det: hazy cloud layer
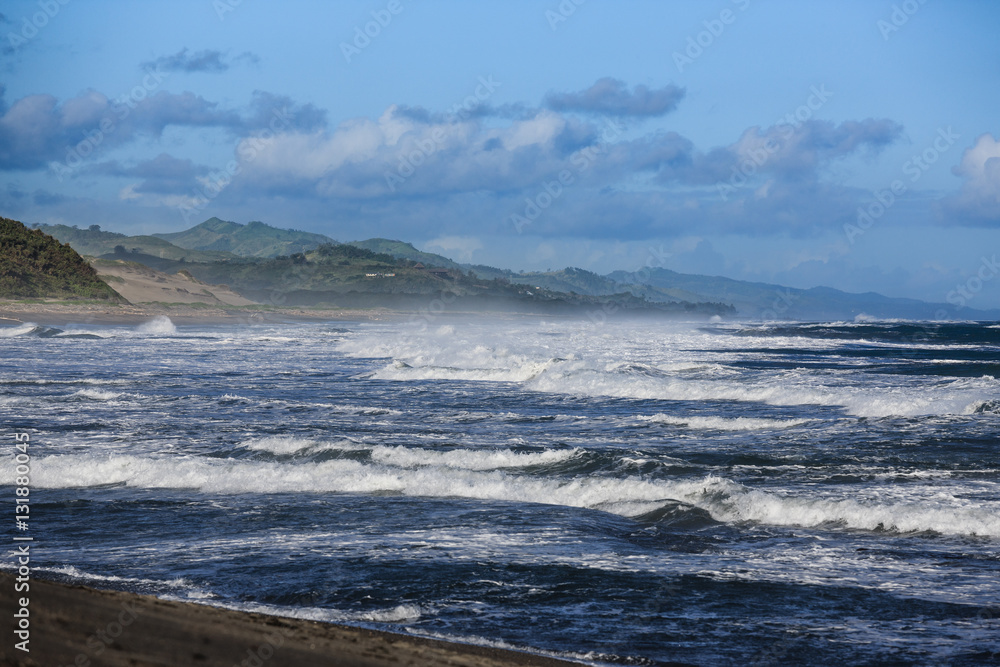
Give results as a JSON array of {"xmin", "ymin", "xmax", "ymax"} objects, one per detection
[
  {"xmin": 219, "ymin": 100, "xmax": 901, "ymax": 238},
  {"xmin": 90, "ymin": 154, "xmax": 210, "ymax": 195},
  {"xmin": 0, "ymin": 75, "xmax": 981, "ymax": 243},
  {"xmin": 0, "ymin": 86, "xmax": 323, "ymax": 171},
  {"xmin": 141, "ymin": 48, "xmax": 260, "ymax": 74},
  {"xmin": 545, "ymin": 78, "xmax": 685, "ymax": 117}
]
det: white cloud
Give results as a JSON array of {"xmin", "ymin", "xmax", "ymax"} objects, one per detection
[
  {"xmin": 940, "ymin": 133, "xmax": 1000, "ymax": 224},
  {"xmin": 500, "ymin": 111, "xmax": 565, "ymax": 150}
]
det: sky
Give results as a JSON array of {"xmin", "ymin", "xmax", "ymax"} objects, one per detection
[{"xmin": 2, "ymin": 0, "xmax": 999, "ymax": 309}]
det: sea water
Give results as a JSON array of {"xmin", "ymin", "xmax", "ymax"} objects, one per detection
[{"xmin": 2, "ymin": 317, "xmax": 999, "ymax": 665}]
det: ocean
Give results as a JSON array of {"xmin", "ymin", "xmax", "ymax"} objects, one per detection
[{"xmin": 2, "ymin": 316, "xmax": 999, "ymax": 665}]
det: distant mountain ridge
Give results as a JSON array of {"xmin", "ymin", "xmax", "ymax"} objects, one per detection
[
  {"xmin": 34, "ymin": 223, "xmax": 237, "ymax": 263},
  {"xmin": 32, "ymin": 217, "xmax": 1000, "ymax": 321},
  {"xmin": 606, "ymin": 267, "xmax": 969, "ymax": 321},
  {"xmin": 154, "ymin": 218, "xmax": 336, "ymax": 258}
]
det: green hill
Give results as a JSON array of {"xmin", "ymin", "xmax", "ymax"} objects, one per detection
[
  {"xmin": 503, "ymin": 267, "xmax": 707, "ymax": 306},
  {"xmin": 155, "ymin": 218, "xmax": 336, "ymax": 258},
  {"xmin": 347, "ymin": 239, "xmax": 464, "ymax": 270},
  {"xmin": 507, "ymin": 266, "xmax": 642, "ymax": 297},
  {"xmin": 35, "ymin": 224, "xmax": 237, "ymax": 263},
  {"xmin": 0, "ymin": 217, "xmax": 124, "ymax": 301}
]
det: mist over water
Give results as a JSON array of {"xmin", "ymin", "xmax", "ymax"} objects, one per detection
[{"xmin": 2, "ymin": 317, "xmax": 999, "ymax": 664}]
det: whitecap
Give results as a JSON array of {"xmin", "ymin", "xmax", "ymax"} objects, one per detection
[
  {"xmin": 639, "ymin": 414, "xmax": 812, "ymax": 430},
  {"xmin": 16, "ymin": 453, "xmax": 1000, "ymax": 537},
  {"xmin": 69, "ymin": 388, "xmax": 121, "ymax": 401},
  {"xmin": 137, "ymin": 316, "xmax": 177, "ymax": 334}
]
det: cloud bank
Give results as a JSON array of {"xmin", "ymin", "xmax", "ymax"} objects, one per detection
[
  {"xmin": 545, "ymin": 78, "xmax": 685, "ymax": 118},
  {"xmin": 0, "ymin": 75, "xmax": 979, "ymax": 244}
]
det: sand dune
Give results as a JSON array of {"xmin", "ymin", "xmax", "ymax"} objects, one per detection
[{"xmin": 91, "ymin": 259, "xmax": 258, "ymax": 307}]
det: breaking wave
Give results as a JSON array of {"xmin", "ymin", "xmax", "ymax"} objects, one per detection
[
  {"xmin": 333, "ymin": 323, "xmax": 1000, "ymax": 418},
  {"xmin": 10, "ymin": 452, "xmax": 999, "ymax": 537},
  {"xmin": 638, "ymin": 414, "xmax": 812, "ymax": 430},
  {"xmin": 137, "ymin": 316, "xmax": 177, "ymax": 335}
]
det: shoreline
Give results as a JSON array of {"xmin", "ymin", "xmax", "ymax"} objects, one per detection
[
  {"xmin": 0, "ymin": 300, "xmax": 402, "ymax": 326},
  {"xmin": 0, "ymin": 573, "xmax": 587, "ymax": 667},
  {"xmin": 0, "ymin": 299, "xmax": 699, "ymax": 328}
]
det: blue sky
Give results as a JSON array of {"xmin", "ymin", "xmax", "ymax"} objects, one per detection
[{"xmin": 2, "ymin": 0, "xmax": 999, "ymax": 308}]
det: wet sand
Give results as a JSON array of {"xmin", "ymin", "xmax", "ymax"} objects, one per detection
[{"xmin": 0, "ymin": 573, "xmax": 584, "ymax": 667}]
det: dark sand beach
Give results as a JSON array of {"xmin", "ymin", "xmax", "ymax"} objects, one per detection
[{"xmin": 0, "ymin": 573, "xmax": 585, "ymax": 667}]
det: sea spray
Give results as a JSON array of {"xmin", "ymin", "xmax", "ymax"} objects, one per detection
[{"xmin": 137, "ymin": 316, "xmax": 177, "ymax": 334}]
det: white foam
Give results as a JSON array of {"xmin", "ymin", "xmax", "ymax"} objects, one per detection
[
  {"xmin": 369, "ymin": 445, "xmax": 581, "ymax": 470},
  {"xmin": 30, "ymin": 564, "xmax": 198, "ymax": 592},
  {"xmin": 337, "ymin": 322, "xmax": 1000, "ymax": 417},
  {"xmin": 0, "ymin": 323, "xmax": 38, "ymax": 338},
  {"xmin": 639, "ymin": 414, "xmax": 811, "ymax": 430},
  {"xmin": 356, "ymin": 604, "xmax": 424, "ymax": 623},
  {"xmin": 0, "ymin": 377, "xmax": 127, "ymax": 386},
  {"xmin": 706, "ymin": 485, "xmax": 1000, "ymax": 537},
  {"xmin": 965, "ymin": 399, "xmax": 1000, "ymax": 415},
  {"xmin": 13, "ymin": 453, "xmax": 1000, "ymax": 537},
  {"xmin": 242, "ymin": 436, "xmax": 361, "ymax": 455},
  {"xmin": 406, "ymin": 629, "xmax": 597, "ymax": 665},
  {"xmin": 137, "ymin": 316, "xmax": 177, "ymax": 334},
  {"xmin": 373, "ymin": 358, "xmax": 558, "ymax": 384},
  {"xmin": 324, "ymin": 404, "xmax": 403, "ymax": 416},
  {"xmin": 244, "ymin": 437, "xmax": 580, "ymax": 470},
  {"xmin": 547, "ymin": 362, "xmax": 1000, "ymax": 418},
  {"xmin": 210, "ymin": 598, "xmax": 426, "ymax": 626},
  {"xmin": 69, "ymin": 388, "xmax": 121, "ymax": 401}
]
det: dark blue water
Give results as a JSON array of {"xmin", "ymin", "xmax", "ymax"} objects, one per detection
[{"xmin": 2, "ymin": 317, "xmax": 999, "ymax": 665}]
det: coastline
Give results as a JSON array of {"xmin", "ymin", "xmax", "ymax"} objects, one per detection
[
  {"xmin": 0, "ymin": 573, "xmax": 587, "ymax": 667},
  {"xmin": 0, "ymin": 300, "xmax": 400, "ymax": 327},
  {"xmin": 0, "ymin": 299, "xmax": 657, "ymax": 328}
]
